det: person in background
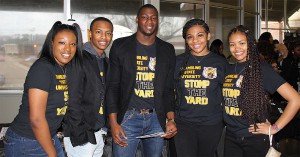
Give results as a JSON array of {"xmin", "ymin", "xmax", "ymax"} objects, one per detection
[
  {"xmin": 223, "ymin": 25, "xmax": 300, "ymax": 157},
  {"xmin": 257, "ymin": 40, "xmax": 277, "ymax": 63},
  {"xmin": 258, "ymin": 31, "xmax": 273, "ymax": 44},
  {"xmin": 273, "ymin": 39, "xmax": 279, "ymax": 45},
  {"xmin": 4, "ymin": 21, "xmax": 82, "ymax": 157},
  {"xmin": 277, "ymin": 43, "xmax": 299, "ymax": 91},
  {"xmin": 210, "ymin": 39, "xmax": 226, "ymax": 58},
  {"xmin": 63, "ymin": 17, "xmax": 113, "ymax": 157},
  {"xmin": 106, "ymin": 4, "xmax": 177, "ymax": 157},
  {"xmin": 173, "ymin": 19, "xmax": 228, "ymax": 157}
]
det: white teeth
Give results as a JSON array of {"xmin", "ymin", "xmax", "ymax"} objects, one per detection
[
  {"xmin": 193, "ymin": 45, "xmax": 201, "ymax": 48},
  {"xmin": 62, "ymin": 54, "xmax": 70, "ymax": 57},
  {"xmin": 99, "ymin": 42, "xmax": 107, "ymax": 45}
]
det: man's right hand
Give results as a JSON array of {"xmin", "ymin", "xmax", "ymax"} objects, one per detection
[
  {"xmin": 109, "ymin": 113, "xmax": 128, "ymax": 147},
  {"xmin": 111, "ymin": 123, "xmax": 128, "ymax": 147}
]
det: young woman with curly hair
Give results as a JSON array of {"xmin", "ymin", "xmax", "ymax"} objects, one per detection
[{"xmin": 223, "ymin": 25, "xmax": 300, "ymax": 157}]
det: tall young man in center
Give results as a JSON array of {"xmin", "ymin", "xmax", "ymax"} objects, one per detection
[
  {"xmin": 106, "ymin": 4, "xmax": 177, "ymax": 157},
  {"xmin": 63, "ymin": 17, "xmax": 113, "ymax": 157}
]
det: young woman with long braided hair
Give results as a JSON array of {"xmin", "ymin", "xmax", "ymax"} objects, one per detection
[
  {"xmin": 173, "ymin": 18, "xmax": 229, "ymax": 157},
  {"xmin": 223, "ymin": 25, "xmax": 300, "ymax": 157}
]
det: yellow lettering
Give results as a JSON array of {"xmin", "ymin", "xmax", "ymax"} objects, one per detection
[
  {"xmin": 223, "ymin": 83, "xmax": 234, "ymax": 87},
  {"xmin": 56, "ymin": 75, "xmax": 66, "ymax": 79},
  {"xmin": 184, "ymin": 80, "xmax": 210, "ymax": 88},
  {"xmin": 59, "ymin": 80, "xmax": 66, "ymax": 84},
  {"xmin": 57, "ymin": 106, "xmax": 68, "ymax": 115},
  {"xmin": 137, "ymin": 66, "xmax": 148, "ymax": 71},
  {"xmin": 225, "ymin": 106, "xmax": 242, "ymax": 116},
  {"xmin": 137, "ymin": 61, "xmax": 143, "ymax": 65},
  {"xmin": 64, "ymin": 91, "xmax": 68, "ymax": 102},
  {"xmin": 136, "ymin": 72, "xmax": 155, "ymax": 81},
  {"xmin": 135, "ymin": 89, "xmax": 154, "ymax": 98},
  {"xmin": 185, "ymin": 96, "xmax": 208, "ymax": 105},
  {"xmin": 99, "ymin": 106, "xmax": 103, "ymax": 114},
  {"xmin": 56, "ymin": 85, "xmax": 68, "ymax": 90},
  {"xmin": 222, "ymin": 88, "xmax": 240, "ymax": 98}
]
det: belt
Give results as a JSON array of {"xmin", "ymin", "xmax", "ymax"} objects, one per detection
[{"xmin": 128, "ymin": 108, "xmax": 154, "ymax": 114}]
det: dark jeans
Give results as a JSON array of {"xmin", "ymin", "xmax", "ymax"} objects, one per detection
[
  {"xmin": 224, "ymin": 132, "xmax": 269, "ymax": 157},
  {"xmin": 4, "ymin": 128, "xmax": 64, "ymax": 157},
  {"xmin": 174, "ymin": 120, "xmax": 224, "ymax": 157}
]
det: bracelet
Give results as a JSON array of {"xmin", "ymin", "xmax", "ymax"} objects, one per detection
[
  {"xmin": 272, "ymin": 124, "xmax": 280, "ymax": 132},
  {"xmin": 167, "ymin": 118, "xmax": 175, "ymax": 124}
]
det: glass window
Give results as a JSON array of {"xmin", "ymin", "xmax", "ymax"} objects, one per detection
[
  {"xmin": 0, "ymin": 1, "xmax": 64, "ymax": 90},
  {"xmin": 244, "ymin": 12, "xmax": 257, "ymax": 38},
  {"xmin": 71, "ymin": 0, "xmax": 141, "ymax": 53},
  {"xmin": 209, "ymin": 7, "xmax": 239, "ymax": 58},
  {"xmin": 244, "ymin": 0, "xmax": 256, "ymax": 12},
  {"xmin": 210, "ymin": 0, "xmax": 239, "ymax": 6},
  {"xmin": 0, "ymin": 0, "xmax": 142, "ymax": 90},
  {"xmin": 160, "ymin": 1, "xmax": 204, "ymax": 55}
]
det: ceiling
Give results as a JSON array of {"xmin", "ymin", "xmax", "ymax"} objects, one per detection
[
  {"xmin": 261, "ymin": 0, "xmax": 300, "ymax": 22},
  {"xmin": 0, "ymin": 0, "xmax": 299, "ymax": 22}
]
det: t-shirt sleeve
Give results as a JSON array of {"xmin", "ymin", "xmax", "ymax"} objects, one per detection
[
  {"xmin": 262, "ymin": 63, "xmax": 286, "ymax": 94},
  {"xmin": 26, "ymin": 61, "xmax": 52, "ymax": 92}
]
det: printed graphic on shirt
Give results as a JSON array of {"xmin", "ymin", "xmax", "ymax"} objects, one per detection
[
  {"xmin": 181, "ymin": 66, "xmax": 215, "ymax": 105},
  {"xmin": 135, "ymin": 55, "xmax": 155, "ymax": 98},
  {"xmin": 223, "ymin": 74, "xmax": 243, "ymax": 116},
  {"xmin": 55, "ymin": 74, "xmax": 68, "ymax": 115},
  {"xmin": 202, "ymin": 67, "xmax": 217, "ymax": 79}
]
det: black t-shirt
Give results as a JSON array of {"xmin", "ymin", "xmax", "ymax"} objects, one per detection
[
  {"xmin": 223, "ymin": 62, "xmax": 285, "ymax": 137},
  {"xmin": 174, "ymin": 52, "xmax": 228, "ymax": 125},
  {"xmin": 10, "ymin": 59, "xmax": 68, "ymax": 139},
  {"xmin": 128, "ymin": 41, "xmax": 156, "ymax": 110}
]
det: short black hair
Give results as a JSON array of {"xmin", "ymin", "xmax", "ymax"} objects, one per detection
[
  {"xmin": 90, "ymin": 17, "xmax": 113, "ymax": 31},
  {"xmin": 136, "ymin": 4, "xmax": 158, "ymax": 17}
]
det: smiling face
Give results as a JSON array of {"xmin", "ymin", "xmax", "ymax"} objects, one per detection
[
  {"xmin": 136, "ymin": 7, "xmax": 158, "ymax": 37},
  {"xmin": 229, "ymin": 31, "xmax": 248, "ymax": 63},
  {"xmin": 52, "ymin": 30, "xmax": 77, "ymax": 66},
  {"xmin": 186, "ymin": 25, "xmax": 210, "ymax": 56},
  {"xmin": 90, "ymin": 20, "xmax": 113, "ymax": 56}
]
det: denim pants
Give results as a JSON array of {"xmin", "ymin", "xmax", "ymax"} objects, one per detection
[
  {"xmin": 64, "ymin": 129, "xmax": 106, "ymax": 157},
  {"xmin": 4, "ymin": 128, "xmax": 64, "ymax": 157},
  {"xmin": 113, "ymin": 110, "xmax": 164, "ymax": 157}
]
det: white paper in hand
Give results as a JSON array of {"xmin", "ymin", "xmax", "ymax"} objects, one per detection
[{"xmin": 136, "ymin": 132, "xmax": 165, "ymax": 138}]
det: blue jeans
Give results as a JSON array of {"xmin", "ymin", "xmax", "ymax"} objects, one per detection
[
  {"xmin": 4, "ymin": 128, "xmax": 65, "ymax": 157},
  {"xmin": 113, "ymin": 110, "xmax": 164, "ymax": 157}
]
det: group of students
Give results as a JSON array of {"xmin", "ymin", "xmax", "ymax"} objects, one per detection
[{"xmin": 3, "ymin": 4, "xmax": 300, "ymax": 157}]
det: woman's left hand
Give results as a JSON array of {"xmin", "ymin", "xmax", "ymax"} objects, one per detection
[{"xmin": 248, "ymin": 119, "xmax": 273, "ymax": 135}]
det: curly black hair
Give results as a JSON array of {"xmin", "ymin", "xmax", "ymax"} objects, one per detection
[{"xmin": 228, "ymin": 25, "xmax": 270, "ymax": 125}]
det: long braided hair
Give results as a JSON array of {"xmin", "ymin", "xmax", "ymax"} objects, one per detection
[
  {"xmin": 175, "ymin": 19, "xmax": 210, "ymax": 114},
  {"xmin": 228, "ymin": 25, "xmax": 270, "ymax": 125}
]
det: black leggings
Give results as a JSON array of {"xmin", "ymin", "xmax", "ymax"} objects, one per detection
[{"xmin": 174, "ymin": 120, "xmax": 224, "ymax": 157}]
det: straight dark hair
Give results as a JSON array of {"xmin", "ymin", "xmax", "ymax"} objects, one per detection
[{"xmin": 39, "ymin": 21, "xmax": 82, "ymax": 65}]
